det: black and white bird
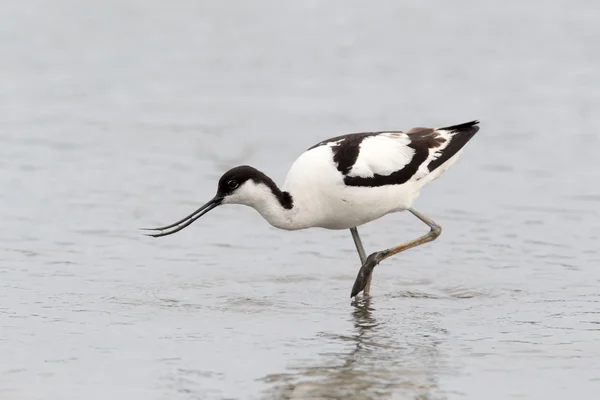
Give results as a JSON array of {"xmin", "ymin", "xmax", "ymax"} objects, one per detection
[{"xmin": 145, "ymin": 120, "xmax": 480, "ymax": 297}]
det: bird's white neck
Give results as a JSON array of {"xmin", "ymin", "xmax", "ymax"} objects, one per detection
[{"xmin": 222, "ymin": 180, "xmax": 306, "ymax": 230}]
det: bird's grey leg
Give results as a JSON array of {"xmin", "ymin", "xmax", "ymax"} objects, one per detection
[
  {"xmin": 349, "ymin": 227, "xmax": 373, "ymax": 295},
  {"xmin": 350, "ymin": 209, "xmax": 442, "ymax": 297}
]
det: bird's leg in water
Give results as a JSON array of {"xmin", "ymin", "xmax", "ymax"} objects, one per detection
[
  {"xmin": 349, "ymin": 227, "xmax": 372, "ymax": 295},
  {"xmin": 350, "ymin": 209, "xmax": 442, "ymax": 298}
]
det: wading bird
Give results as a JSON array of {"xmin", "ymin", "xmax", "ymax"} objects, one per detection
[{"xmin": 145, "ymin": 120, "xmax": 480, "ymax": 297}]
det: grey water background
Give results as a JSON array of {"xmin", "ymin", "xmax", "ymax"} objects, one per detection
[{"xmin": 1, "ymin": 1, "xmax": 599, "ymax": 399}]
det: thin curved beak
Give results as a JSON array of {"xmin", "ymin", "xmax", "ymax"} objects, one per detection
[{"xmin": 142, "ymin": 196, "xmax": 223, "ymax": 237}]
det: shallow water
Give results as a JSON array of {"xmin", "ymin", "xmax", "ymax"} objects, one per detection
[{"xmin": 1, "ymin": 1, "xmax": 600, "ymax": 399}]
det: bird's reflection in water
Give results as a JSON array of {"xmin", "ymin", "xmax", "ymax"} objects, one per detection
[{"xmin": 262, "ymin": 297, "xmax": 446, "ymax": 399}]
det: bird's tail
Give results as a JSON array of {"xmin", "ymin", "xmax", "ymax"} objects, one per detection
[{"xmin": 427, "ymin": 120, "xmax": 480, "ymax": 172}]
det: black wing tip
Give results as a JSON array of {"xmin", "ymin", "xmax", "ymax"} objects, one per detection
[
  {"xmin": 438, "ymin": 120, "xmax": 480, "ymax": 132},
  {"xmin": 426, "ymin": 120, "xmax": 480, "ymax": 173}
]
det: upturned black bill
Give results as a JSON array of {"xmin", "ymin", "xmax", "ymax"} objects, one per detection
[{"xmin": 142, "ymin": 196, "xmax": 222, "ymax": 237}]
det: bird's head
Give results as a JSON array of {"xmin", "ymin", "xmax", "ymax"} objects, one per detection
[{"xmin": 144, "ymin": 165, "xmax": 276, "ymax": 237}]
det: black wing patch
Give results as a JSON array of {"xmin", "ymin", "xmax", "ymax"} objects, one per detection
[
  {"xmin": 306, "ymin": 120, "xmax": 479, "ymax": 188},
  {"xmin": 307, "ymin": 131, "xmax": 401, "ymax": 175},
  {"xmin": 344, "ymin": 129, "xmax": 446, "ymax": 187},
  {"xmin": 331, "ymin": 133, "xmax": 380, "ymax": 175}
]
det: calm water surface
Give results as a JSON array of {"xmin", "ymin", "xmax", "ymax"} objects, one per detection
[{"xmin": 1, "ymin": 1, "xmax": 600, "ymax": 399}]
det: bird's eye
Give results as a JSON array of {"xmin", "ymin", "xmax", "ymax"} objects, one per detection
[{"xmin": 227, "ymin": 180, "xmax": 239, "ymax": 190}]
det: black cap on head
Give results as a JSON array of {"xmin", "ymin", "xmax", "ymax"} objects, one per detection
[
  {"xmin": 217, "ymin": 165, "xmax": 293, "ymax": 210},
  {"xmin": 216, "ymin": 165, "xmax": 264, "ymax": 197}
]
